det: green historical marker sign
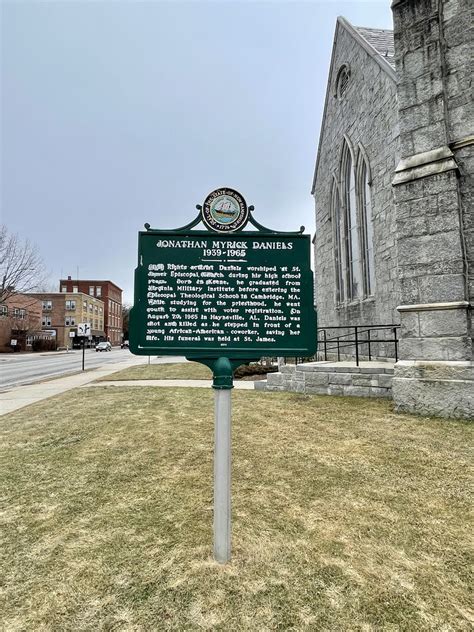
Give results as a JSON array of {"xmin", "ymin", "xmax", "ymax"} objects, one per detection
[
  {"xmin": 130, "ymin": 230, "xmax": 316, "ymax": 359},
  {"xmin": 129, "ymin": 189, "xmax": 317, "ymax": 563}
]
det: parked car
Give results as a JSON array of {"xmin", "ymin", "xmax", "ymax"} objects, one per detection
[
  {"xmin": 121, "ymin": 340, "xmax": 129, "ymax": 349},
  {"xmin": 96, "ymin": 341, "xmax": 112, "ymax": 352}
]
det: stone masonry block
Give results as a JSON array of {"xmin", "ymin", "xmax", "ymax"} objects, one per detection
[
  {"xmin": 343, "ymin": 385, "xmax": 372, "ymax": 398},
  {"xmin": 329, "ymin": 373, "xmax": 353, "ymax": 386},
  {"xmin": 418, "ymin": 308, "xmax": 469, "ymax": 338},
  {"xmin": 398, "ymin": 231, "xmax": 462, "ymax": 266},
  {"xmin": 399, "ymin": 336, "xmax": 472, "ymax": 361},
  {"xmin": 392, "ymin": 376, "xmax": 474, "ymax": 419},
  {"xmin": 418, "ymin": 274, "xmax": 466, "ymax": 303},
  {"xmin": 304, "ymin": 372, "xmax": 330, "ymax": 387},
  {"xmin": 412, "ymin": 120, "xmax": 447, "ymax": 154},
  {"xmin": 305, "ymin": 386, "xmax": 330, "ymax": 395},
  {"xmin": 394, "ymin": 360, "xmax": 474, "ymax": 382},
  {"xmin": 266, "ymin": 373, "xmax": 284, "ymax": 386},
  {"xmin": 377, "ymin": 374, "xmax": 394, "ymax": 388},
  {"xmin": 400, "ymin": 311, "xmax": 420, "ymax": 338},
  {"xmin": 328, "ymin": 385, "xmax": 344, "ymax": 396},
  {"xmin": 352, "ymin": 375, "xmax": 377, "ymax": 387}
]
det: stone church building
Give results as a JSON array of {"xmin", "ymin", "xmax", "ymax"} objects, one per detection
[
  {"xmin": 313, "ymin": 0, "xmax": 472, "ymax": 419},
  {"xmin": 264, "ymin": 0, "xmax": 472, "ymax": 419}
]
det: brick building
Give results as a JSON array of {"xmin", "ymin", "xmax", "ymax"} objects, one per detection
[
  {"xmin": 0, "ymin": 294, "xmax": 42, "ymax": 351},
  {"xmin": 59, "ymin": 278, "xmax": 123, "ymax": 345},
  {"xmin": 27, "ymin": 292, "xmax": 105, "ymax": 348}
]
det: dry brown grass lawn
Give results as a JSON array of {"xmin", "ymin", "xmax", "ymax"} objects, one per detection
[
  {"xmin": 96, "ymin": 361, "xmax": 212, "ymax": 381},
  {"xmin": 1, "ymin": 387, "xmax": 472, "ymax": 631}
]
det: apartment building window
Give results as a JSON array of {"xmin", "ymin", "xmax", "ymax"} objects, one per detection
[
  {"xmin": 96, "ymin": 286, "xmax": 102, "ymax": 297},
  {"xmin": 95, "ymin": 305, "xmax": 98, "ymax": 313},
  {"xmin": 61, "ymin": 286, "xmax": 67, "ymax": 293},
  {"xmin": 65, "ymin": 300, "xmax": 76, "ymax": 310},
  {"xmin": 99, "ymin": 307, "xmax": 103, "ymax": 314},
  {"xmin": 89, "ymin": 286, "xmax": 94, "ymax": 296},
  {"xmin": 42, "ymin": 317, "xmax": 52, "ymax": 326},
  {"xmin": 83, "ymin": 301, "xmax": 87, "ymax": 309},
  {"xmin": 0, "ymin": 305, "xmax": 8, "ymax": 317},
  {"xmin": 73, "ymin": 286, "xmax": 78, "ymax": 293},
  {"xmin": 42, "ymin": 300, "xmax": 52, "ymax": 310},
  {"xmin": 13, "ymin": 308, "xmax": 26, "ymax": 319},
  {"xmin": 89, "ymin": 304, "xmax": 93, "ymax": 313},
  {"xmin": 65, "ymin": 317, "xmax": 76, "ymax": 326}
]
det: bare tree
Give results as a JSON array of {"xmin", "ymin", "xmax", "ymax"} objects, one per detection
[
  {"xmin": 0, "ymin": 225, "xmax": 48, "ymax": 301},
  {"xmin": 122, "ymin": 302, "xmax": 131, "ymax": 339}
]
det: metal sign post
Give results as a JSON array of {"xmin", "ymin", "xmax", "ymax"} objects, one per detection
[
  {"xmin": 129, "ymin": 188, "xmax": 317, "ymax": 564},
  {"xmin": 214, "ymin": 386, "xmax": 232, "ymax": 562},
  {"xmin": 77, "ymin": 323, "xmax": 91, "ymax": 371}
]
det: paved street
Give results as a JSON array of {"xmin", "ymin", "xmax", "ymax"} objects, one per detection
[{"xmin": 0, "ymin": 349, "xmax": 178, "ymax": 389}]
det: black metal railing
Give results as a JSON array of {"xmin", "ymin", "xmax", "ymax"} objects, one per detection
[{"xmin": 317, "ymin": 324, "xmax": 400, "ymax": 366}]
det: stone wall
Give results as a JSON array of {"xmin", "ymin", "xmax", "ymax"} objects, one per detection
[
  {"xmin": 313, "ymin": 21, "xmax": 400, "ymax": 342},
  {"xmin": 257, "ymin": 363, "xmax": 393, "ymax": 398},
  {"xmin": 391, "ymin": 0, "xmax": 473, "ymax": 419}
]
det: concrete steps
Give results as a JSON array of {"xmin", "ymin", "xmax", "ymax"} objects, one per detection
[{"xmin": 255, "ymin": 361, "xmax": 394, "ymax": 398}]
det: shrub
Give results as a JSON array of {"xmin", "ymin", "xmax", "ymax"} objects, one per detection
[{"xmin": 32, "ymin": 339, "xmax": 58, "ymax": 352}]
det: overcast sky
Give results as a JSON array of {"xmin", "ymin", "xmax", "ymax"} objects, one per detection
[{"xmin": 2, "ymin": 0, "xmax": 392, "ymax": 303}]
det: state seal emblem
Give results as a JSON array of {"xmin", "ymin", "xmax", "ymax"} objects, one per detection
[{"xmin": 202, "ymin": 188, "xmax": 249, "ymax": 232}]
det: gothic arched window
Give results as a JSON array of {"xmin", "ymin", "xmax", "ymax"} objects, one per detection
[
  {"xmin": 341, "ymin": 141, "xmax": 362, "ymax": 300},
  {"xmin": 358, "ymin": 156, "xmax": 375, "ymax": 296},
  {"xmin": 331, "ymin": 179, "xmax": 344, "ymax": 303}
]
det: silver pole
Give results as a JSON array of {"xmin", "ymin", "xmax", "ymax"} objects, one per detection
[{"xmin": 214, "ymin": 388, "xmax": 232, "ymax": 563}]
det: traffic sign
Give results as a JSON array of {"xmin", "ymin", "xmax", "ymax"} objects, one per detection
[{"xmin": 77, "ymin": 323, "xmax": 91, "ymax": 336}]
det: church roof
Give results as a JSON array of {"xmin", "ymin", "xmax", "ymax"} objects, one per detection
[
  {"xmin": 310, "ymin": 17, "xmax": 397, "ymax": 195},
  {"xmin": 354, "ymin": 26, "xmax": 395, "ymax": 69}
]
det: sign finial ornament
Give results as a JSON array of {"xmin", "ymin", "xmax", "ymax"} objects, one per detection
[{"xmin": 202, "ymin": 187, "xmax": 249, "ymax": 232}]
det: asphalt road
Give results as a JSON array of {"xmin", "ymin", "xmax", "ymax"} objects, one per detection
[{"xmin": 0, "ymin": 348, "xmax": 148, "ymax": 389}]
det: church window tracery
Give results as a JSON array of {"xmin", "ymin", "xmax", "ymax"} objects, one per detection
[{"xmin": 335, "ymin": 65, "xmax": 350, "ymax": 98}]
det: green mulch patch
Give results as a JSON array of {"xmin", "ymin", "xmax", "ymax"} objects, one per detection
[{"xmin": 1, "ymin": 388, "xmax": 472, "ymax": 630}]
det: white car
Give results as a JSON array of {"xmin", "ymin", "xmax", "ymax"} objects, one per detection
[{"xmin": 96, "ymin": 341, "xmax": 112, "ymax": 352}]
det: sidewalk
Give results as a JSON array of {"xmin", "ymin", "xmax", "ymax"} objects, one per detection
[
  {"xmin": 1, "ymin": 358, "xmax": 146, "ymax": 416},
  {"xmin": 0, "ymin": 360, "xmax": 256, "ymax": 416}
]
